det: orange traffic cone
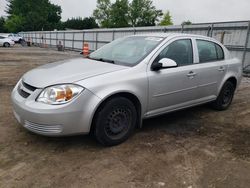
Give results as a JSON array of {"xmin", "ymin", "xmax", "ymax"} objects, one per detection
[{"xmin": 82, "ymin": 43, "xmax": 89, "ymax": 57}]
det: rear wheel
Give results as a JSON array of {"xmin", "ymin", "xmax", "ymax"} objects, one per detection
[
  {"xmin": 94, "ymin": 97, "xmax": 137, "ymax": 146},
  {"xmin": 3, "ymin": 42, "xmax": 10, "ymax": 47},
  {"xmin": 212, "ymin": 81, "xmax": 235, "ymax": 110}
]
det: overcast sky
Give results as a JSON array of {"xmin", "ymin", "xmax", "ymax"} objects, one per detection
[{"xmin": 1, "ymin": 0, "xmax": 250, "ymax": 24}]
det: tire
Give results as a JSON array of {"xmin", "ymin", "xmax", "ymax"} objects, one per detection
[
  {"xmin": 212, "ymin": 81, "xmax": 235, "ymax": 111},
  {"xmin": 3, "ymin": 42, "xmax": 10, "ymax": 47},
  {"xmin": 94, "ymin": 97, "xmax": 137, "ymax": 146}
]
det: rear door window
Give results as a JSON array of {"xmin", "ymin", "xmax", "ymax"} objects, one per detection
[
  {"xmin": 215, "ymin": 44, "xmax": 224, "ymax": 60},
  {"xmin": 197, "ymin": 40, "xmax": 224, "ymax": 63}
]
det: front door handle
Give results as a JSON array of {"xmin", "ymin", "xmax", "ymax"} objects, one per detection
[
  {"xmin": 218, "ymin": 66, "xmax": 225, "ymax": 72},
  {"xmin": 187, "ymin": 71, "xmax": 197, "ymax": 78}
]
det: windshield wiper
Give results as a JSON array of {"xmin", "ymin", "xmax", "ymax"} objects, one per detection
[
  {"xmin": 87, "ymin": 56, "xmax": 115, "ymax": 64},
  {"xmin": 99, "ymin": 58, "xmax": 115, "ymax": 64}
]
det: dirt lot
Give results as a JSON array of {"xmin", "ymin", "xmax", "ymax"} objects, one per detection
[{"xmin": 0, "ymin": 45, "xmax": 250, "ymax": 188}]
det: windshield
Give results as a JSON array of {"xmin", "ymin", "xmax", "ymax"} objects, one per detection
[{"xmin": 89, "ymin": 36, "xmax": 163, "ymax": 66}]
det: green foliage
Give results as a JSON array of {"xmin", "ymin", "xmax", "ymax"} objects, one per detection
[
  {"xmin": 0, "ymin": 17, "xmax": 8, "ymax": 32},
  {"xmin": 129, "ymin": 0, "xmax": 163, "ymax": 27},
  {"xmin": 109, "ymin": 0, "xmax": 130, "ymax": 28},
  {"xmin": 5, "ymin": 0, "xmax": 62, "ymax": 32},
  {"xmin": 182, "ymin": 20, "xmax": 192, "ymax": 25},
  {"xmin": 63, "ymin": 17, "xmax": 99, "ymax": 30},
  {"xmin": 159, "ymin": 11, "xmax": 173, "ymax": 26},
  {"xmin": 93, "ymin": 0, "xmax": 163, "ymax": 28},
  {"xmin": 4, "ymin": 15, "xmax": 24, "ymax": 32},
  {"xmin": 93, "ymin": 0, "xmax": 112, "ymax": 28}
]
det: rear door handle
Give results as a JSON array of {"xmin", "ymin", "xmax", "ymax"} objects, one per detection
[
  {"xmin": 187, "ymin": 71, "xmax": 197, "ymax": 78},
  {"xmin": 218, "ymin": 66, "xmax": 225, "ymax": 72}
]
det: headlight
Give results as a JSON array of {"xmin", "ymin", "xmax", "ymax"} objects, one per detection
[{"xmin": 37, "ymin": 84, "xmax": 84, "ymax": 105}]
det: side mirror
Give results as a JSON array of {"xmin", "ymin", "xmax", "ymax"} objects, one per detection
[
  {"xmin": 159, "ymin": 58, "xmax": 178, "ymax": 68},
  {"xmin": 151, "ymin": 58, "xmax": 178, "ymax": 71}
]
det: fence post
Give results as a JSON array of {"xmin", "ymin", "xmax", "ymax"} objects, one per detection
[
  {"xmin": 56, "ymin": 31, "xmax": 58, "ymax": 47},
  {"xmin": 50, "ymin": 31, "xmax": 52, "ymax": 48},
  {"xmin": 210, "ymin": 23, "xmax": 214, "ymax": 37},
  {"xmin": 164, "ymin": 27, "xmax": 167, "ymax": 33},
  {"xmin": 72, "ymin": 32, "xmax": 75, "ymax": 51},
  {"xmin": 63, "ymin": 32, "xmax": 66, "ymax": 49},
  {"xmin": 207, "ymin": 26, "xmax": 211, "ymax": 36},
  {"xmin": 95, "ymin": 31, "xmax": 98, "ymax": 50},
  {"xmin": 181, "ymin": 24, "xmax": 184, "ymax": 33},
  {"xmin": 242, "ymin": 21, "xmax": 250, "ymax": 68},
  {"xmin": 82, "ymin": 31, "xmax": 85, "ymax": 50},
  {"xmin": 112, "ymin": 30, "xmax": 115, "ymax": 41},
  {"xmin": 134, "ymin": 28, "xmax": 136, "ymax": 35}
]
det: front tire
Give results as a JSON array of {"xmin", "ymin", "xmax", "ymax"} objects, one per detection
[
  {"xmin": 94, "ymin": 97, "xmax": 137, "ymax": 146},
  {"xmin": 3, "ymin": 42, "xmax": 10, "ymax": 47},
  {"xmin": 212, "ymin": 81, "xmax": 235, "ymax": 110}
]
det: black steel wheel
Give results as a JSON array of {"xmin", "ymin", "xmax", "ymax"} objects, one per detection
[
  {"xmin": 94, "ymin": 97, "xmax": 137, "ymax": 146},
  {"xmin": 212, "ymin": 81, "xmax": 235, "ymax": 111}
]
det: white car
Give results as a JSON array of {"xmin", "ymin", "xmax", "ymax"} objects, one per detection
[
  {"xmin": 8, "ymin": 33, "xmax": 24, "ymax": 43},
  {"xmin": 0, "ymin": 35, "xmax": 15, "ymax": 47}
]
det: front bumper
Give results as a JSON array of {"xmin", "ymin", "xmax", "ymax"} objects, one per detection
[{"xmin": 11, "ymin": 82, "xmax": 101, "ymax": 136}]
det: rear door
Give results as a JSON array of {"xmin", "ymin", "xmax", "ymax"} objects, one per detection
[{"xmin": 194, "ymin": 39, "xmax": 227, "ymax": 100}]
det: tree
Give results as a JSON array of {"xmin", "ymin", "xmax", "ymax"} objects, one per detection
[
  {"xmin": 182, "ymin": 20, "xmax": 192, "ymax": 25},
  {"xmin": 129, "ymin": 0, "xmax": 163, "ymax": 27},
  {"xmin": 93, "ymin": 0, "xmax": 163, "ymax": 28},
  {"xmin": 0, "ymin": 17, "xmax": 7, "ymax": 33},
  {"xmin": 93, "ymin": 0, "xmax": 112, "ymax": 28},
  {"xmin": 159, "ymin": 11, "xmax": 173, "ymax": 26},
  {"xmin": 63, "ymin": 17, "xmax": 98, "ymax": 30},
  {"xmin": 109, "ymin": 0, "xmax": 130, "ymax": 28},
  {"xmin": 5, "ymin": 0, "xmax": 62, "ymax": 32},
  {"xmin": 4, "ymin": 15, "xmax": 24, "ymax": 32}
]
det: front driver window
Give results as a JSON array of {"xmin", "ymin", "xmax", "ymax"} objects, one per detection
[{"xmin": 155, "ymin": 39, "xmax": 193, "ymax": 66}]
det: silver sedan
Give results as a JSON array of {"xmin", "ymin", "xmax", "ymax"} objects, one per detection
[{"xmin": 11, "ymin": 33, "xmax": 242, "ymax": 146}]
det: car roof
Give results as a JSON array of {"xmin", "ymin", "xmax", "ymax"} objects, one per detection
[
  {"xmin": 130, "ymin": 33, "xmax": 222, "ymax": 46},
  {"xmin": 132, "ymin": 33, "xmax": 214, "ymax": 40}
]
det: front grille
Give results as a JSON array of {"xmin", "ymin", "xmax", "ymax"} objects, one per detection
[
  {"xmin": 17, "ymin": 81, "xmax": 37, "ymax": 98},
  {"xmin": 24, "ymin": 121, "xmax": 62, "ymax": 134},
  {"xmin": 22, "ymin": 81, "xmax": 36, "ymax": 91},
  {"xmin": 17, "ymin": 87, "xmax": 30, "ymax": 98}
]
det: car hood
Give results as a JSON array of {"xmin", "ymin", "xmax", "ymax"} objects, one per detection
[{"xmin": 22, "ymin": 58, "xmax": 128, "ymax": 88}]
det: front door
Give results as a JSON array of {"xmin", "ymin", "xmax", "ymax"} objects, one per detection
[{"xmin": 147, "ymin": 38, "xmax": 200, "ymax": 117}]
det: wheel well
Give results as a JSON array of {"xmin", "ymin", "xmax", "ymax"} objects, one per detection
[
  {"xmin": 226, "ymin": 77, "xmax": 237, "ymax": 89},
  {"xmin": 90, "ymin": 92, "xmax": 142, "ymax": 133}
]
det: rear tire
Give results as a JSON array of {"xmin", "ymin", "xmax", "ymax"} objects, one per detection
[
  {"xmin": 94, "ymin": 97, "xmax": 137, "ymax": 146},
  {"xmin": 212, "ymin": 81, "xmax": 235, "ymax": 111},
  {"xmin": 3, "ymin": 42, "xmax": 10, "ymax": 47}
]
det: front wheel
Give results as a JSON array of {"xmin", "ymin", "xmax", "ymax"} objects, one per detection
[
  {"xmin": 94, "ymin": 97, "xmax": 137, "ymax": 146},
  {"xmin": 212, "ymin": 81, "xmax": 235, "ymax": 111},
  {"xmin": 3, "ymin": 42, "xmax": 10, "ymax": 47}
]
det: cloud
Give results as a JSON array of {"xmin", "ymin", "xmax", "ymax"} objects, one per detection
[
  {"xmin": 51, "ymin": 0, "xmax": 97, "ymax": 20},
  {"xmin": 1, "ymin": 0, "xmax": 250, "ymax": 24},
  {"xmin": 153, "ymin": 0, "xmax": 250, "ymax": 24}
]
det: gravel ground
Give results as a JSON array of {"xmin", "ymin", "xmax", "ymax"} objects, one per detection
[{"xmin": 0, "ymin": 45, "xmax": 250, "ymax": 188}]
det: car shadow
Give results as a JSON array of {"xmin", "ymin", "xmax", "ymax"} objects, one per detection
[{"xmin": 140, "ymin": 105, "xmax": 212, "ymax": 135}]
